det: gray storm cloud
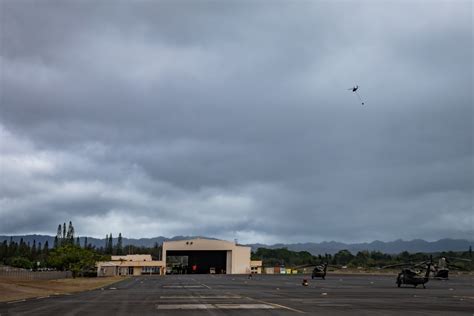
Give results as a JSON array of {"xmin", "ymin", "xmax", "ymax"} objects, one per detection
[{"xmin": 0, "ymin": 1, "xmax": 472, "ymax": 243}]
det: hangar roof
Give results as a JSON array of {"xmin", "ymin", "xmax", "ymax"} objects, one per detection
[{"xmin": 163, "ymin": 238, "xmax": 249, "ymax": 251}]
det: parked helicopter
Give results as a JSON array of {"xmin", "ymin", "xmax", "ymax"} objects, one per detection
[
  {"xmin": 431, "ymin": 256, "xmax": 472, "ymax": 280},
  {"xmin": 311, "ymin": 262, "xmax": 328, "ymax": 280},
  {"xmin": 292, "ymin": 255, "xmax": 331, "ymax": 280},
  {"xmin": 383, "ymin": 258, "xmax": 432, "ymax": 288},
  {"xmin": 396, "ymin": 264, "xmax": 431, "ymax": 288}
]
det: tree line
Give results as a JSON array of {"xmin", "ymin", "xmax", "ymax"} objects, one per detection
[
  {"xmin": 251, "ymin": 247, "xmax": 473, "ymax": 270},
  {"xmin": 0, "ymin": 221, "xmax": 134, "ymax": 277}
]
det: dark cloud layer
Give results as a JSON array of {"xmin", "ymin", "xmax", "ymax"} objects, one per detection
[{"xmin": 0, "ymin": 1, "xmax": 472, "ymax": 243}]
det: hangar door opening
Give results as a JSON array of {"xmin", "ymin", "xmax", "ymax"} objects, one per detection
[{"xmin": 166, "ymin": 250, "xmax": 227, "ymax": 274}]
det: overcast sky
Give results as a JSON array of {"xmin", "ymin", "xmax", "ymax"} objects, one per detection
[{"xmin": 0, "ymin": 0, "xmax": 472, "ymax": 244}]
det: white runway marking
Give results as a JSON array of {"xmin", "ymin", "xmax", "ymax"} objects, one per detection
[
  {"xmin": 162, "ymin": 285, "xmax": 203, "ymax": 288},
  {"xmin": 7, "ymin": 299, "xmax": 26, "ymax": 304},
  {"xmin": 156, "ymin": 304, "xmax": 276, "ymax": 310},
  {"xmin": 245, "ymin": 297, "xmax": 305, "ymax": 314},
  {"xmin": 160, "ymin": 295, "xmax": 242, "ymax": 299},
  {"xmin": 157, "ymin": 304, "xmax": 209, "ymax": 310},
  {"xmin": 217, "ymin": 304, "xmax": 275, "ymax": 309}
]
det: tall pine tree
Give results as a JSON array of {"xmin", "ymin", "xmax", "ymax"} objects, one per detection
[
  {"xmin": 66, "ymin": 221, "xmax": 75, "ymax": 245},
  {"xmin": 59, "ymin": 223, "xmax": 66, "ymax": 246},
  {"xmin": 108, "ymin": 233, "xmax": 113, "ymax": 254},
  {"xmin": 105, "ymin": 234, "xmax": 109, "ymax": 253},
  {"xmin": 31, "ymin": 240, "xmax": 37, "ymax": 259},
  {"xmin": 55, "ymin": 224, "xmax": 62, "ymax": 248},
  {"xmin": 43, "ymin": 241, "xmax": 49, "ymax": 256},
  {"xmin": 116, "ymin": 233, "xmax": 123, "ymax": 255}
]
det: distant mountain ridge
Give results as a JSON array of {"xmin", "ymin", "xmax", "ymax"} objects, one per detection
[
  {"xmin": 247, "ymin": 238, "xmax": 472, "ymax": 255},
  {"xmin": 0, "ymin": 235, "xmax": 471, "ymax": 255}
]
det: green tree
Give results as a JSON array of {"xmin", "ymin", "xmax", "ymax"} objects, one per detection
[
  {"xmin": 31, "ymin": 240, "xmax": 37, "ymax": 260},
  {"xmin": 18, "ymin": 238, "xmax": 29, "ymax": 258},
  {"xmin": 0, "ymin": 240, "xmax": 7, "ymax": 263},
  {"xmin": 105, "ymin": 234, "xmax": 109, "ymax": 253},
  {"xmin": 252, "ymin": 247, "xmax": 317, "ymax": 267},
  {"xmin": 108, "ymin": 233, "xmax": 113, "ymax": 254},
  {"xmin": 47, "ymin": 244, "xmax": 107, "ymax": 278},
  {"xmin": 333, "ymin": 250, "xmax": 354, "ymax": 266},
  {"xmin": 43, "ymin": 241, "xmax": 49, "ymax": 255},
  {"xmin": 151, "ymin": 242, "xmax": 161, "ymax": 260},
  {"xmin": 9, "ymin": 257, "xmax": 33, "ymax": 269},
  {"xmin": 8, "ymin": 238, "xmax": 18, "ymax": 258},
  {"xmin": 55, "ymin": 224, "xmax": 62, "ymax": 248},
  {"xmin": 116, "ymin": 233, "xmax": 123, "ymax": 255},
  {"xmin": 66, "ymin": 221, "xmax": 75, "ymax": 245},
  {"xmin": 62, "ymin": 222, "xmax": 66, "ymax": 241}
]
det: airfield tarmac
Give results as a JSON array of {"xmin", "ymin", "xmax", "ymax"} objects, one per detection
[{"xmin": 0, "ymin": 274, "xmax": 473, "ymax": 315}]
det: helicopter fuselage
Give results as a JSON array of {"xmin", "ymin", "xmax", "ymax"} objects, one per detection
[
  {"xmin": 311, "ymin": 263, "xmax": 328, "ymax": 280},
  {"xmin": 396, "ymin": 266, "xmax": 431, "ymax": 288}
]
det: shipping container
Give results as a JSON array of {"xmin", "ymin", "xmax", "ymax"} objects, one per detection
[{"xmin": 264, "ymin": 267, "xmax": 274, "ymax": 274}]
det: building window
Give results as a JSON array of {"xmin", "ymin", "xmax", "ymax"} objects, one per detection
[{"xmin": 142, "ymin": 267, "xmax": 161, "ymax": 274}]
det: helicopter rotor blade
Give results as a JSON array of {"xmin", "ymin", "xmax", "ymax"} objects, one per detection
[
  {"xmin": 446, "ymin": 257, "xmax": 472, "ymax": 262},
  {"xmin": 327, "ymin": 265, "xmax": 342, "ymax": 269},
  {"xmin": 413, "ymin": 261, "xmax": 430, "ymax": 268},
  {"xmin": 447, "ymin": 263, "xmax": 468, "ymax": 271},
  {"xmin": 382, "ymin": 263, "xmax": 412, "ymax": 269}
]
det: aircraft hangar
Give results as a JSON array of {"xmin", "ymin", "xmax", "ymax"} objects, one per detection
[{"xmin": 162, "ymin": 238, "xmax": 252, "ymax": 274}]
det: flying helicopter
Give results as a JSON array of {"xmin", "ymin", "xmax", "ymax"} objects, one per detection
[
  {"xmin": 348, "ymin": 85, "xmax": 365, "ymax": 105},
  {"xmin": 383, "ymin": 257, "xmax": 432, "ymax": 288}
]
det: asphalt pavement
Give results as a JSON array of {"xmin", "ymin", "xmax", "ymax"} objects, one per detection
[{"xmin": 1, "ymin": 273, "xmax": 473, "ymax": 315}]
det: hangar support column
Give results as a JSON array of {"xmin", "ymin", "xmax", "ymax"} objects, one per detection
[{"xmin": 226, "ymin": 251, "xmax": 232, "ymax": 274}]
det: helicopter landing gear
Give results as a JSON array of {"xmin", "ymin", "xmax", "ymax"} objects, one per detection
[{"xmin": 396, "ymin": 274, "xmax": 402, "ymax": 287}]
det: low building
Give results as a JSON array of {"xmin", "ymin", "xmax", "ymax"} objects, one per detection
[
  {"xmin": 250, "ymin": 260, "xmax": 263, "ymax": 274},
  {"xmin": 97, "ymin": 254, "xmax": 164, "ymax": 276}
]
